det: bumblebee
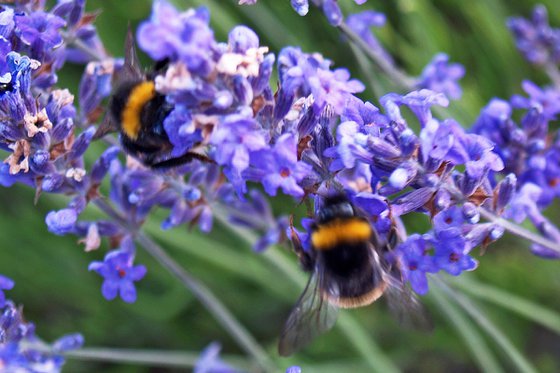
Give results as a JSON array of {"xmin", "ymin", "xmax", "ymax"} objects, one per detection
[
  {"xmin": 279, "ymin": 193, "xmax": 429, "ymax": 356},
  {"xmin": 94, "ymin": 29, "xmax": 212, "ymax": 169}
]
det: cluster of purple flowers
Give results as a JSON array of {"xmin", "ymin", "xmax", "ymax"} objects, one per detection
[
  {"xmin": 0, "ymin": 0, "xmax": 558, "ymax": 304},
  {"xmin": 0, "ymin": 2, "xmax": 560, "ymax": 370},
  {"xmin": 0, "ymin": 277, "xmax": 83, "ymax": 372},
  {"xmin": 508, "ymin": 5, "xmax": 560, "ymax": 67}
]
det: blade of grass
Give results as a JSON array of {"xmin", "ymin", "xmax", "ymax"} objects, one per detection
[
  {"xmin": 451, "ymin": 277, "xmax": 560, "ymax": 335},
  {"xmin": 430, "ymin": 282, "xmax": 503, "ymax": 373},
  {"xmin": 433, "ymin": 276, "xmax": 538, "ymax": 373}
]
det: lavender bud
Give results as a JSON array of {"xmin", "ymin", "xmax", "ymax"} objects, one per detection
[
  {"xmin": 495, "ymin": 173, "xmax": 516, "ymax": 213},
  {"xmin": 322, "ymin": 0, "xmax": 343, "ymax": 26},
  {"xmin": 53, "ymin": 333, "xmax": 84, "ymax": 352},
  {"xmin": 214, "ymin": 90, "xmax": 234, "ymax": 110},
  {"xmin": 68, "ymin": 126, "xmax": 95, "ymax": 160},
  {"xmin": 29, "ymin": 149, "xmax": 54, "ymax": 174},
  {"xmin": 434, "ymin": 189, "xmax": 451, "ymax": 210},
  {"xmin": 232, "ymin": 76, "xmax": 252, "ymax": 106},
  {"xmin": 462, "ymin": 202, "xmax": 480, "ymax": 224},
  {"xmin": 290, "ymin": 0, "xmax": 309, "ymax": 16},
  {"xmin": 228, "ymin": 25, "xmax": 259, "ymax": 53},
  {"xmin": 51, "ymin": 118, "xmax": 74, "ymax": 143},
  {"xmin": 42, "ymin": 174, "xmax": 65, "ymax": 193},
  {"xmin": 389, "ymin": 162, "xmax": 417, "ymax": 189},
  {"xmin": 46, "ymin": 208, "xmax": 78, "ymax": 235}
]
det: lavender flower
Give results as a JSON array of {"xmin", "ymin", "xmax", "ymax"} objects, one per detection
[
  {"xmin": 508, "ymin": 5, "xmax": 560, "ymax": 66},
  {"xmin": 417, "ymin": 53, "xmax": 465, "ymax": 100},
  {"xmin": 346, "ymin": 10, "xmax": 393, "ymax": 66},
  {"xmin": 194, "ymin": 342, "xmax": 239, "ymax": 373},
  {"xmin": 0, "ymin": 275, "xmax": 14, "ymax": 308},
  {"xmin": 0, "ymin": 289, "xmax": 83, "ymax": 372},
  {"xmin": 88, "ymin": 237, "xmax": 147, "ymax": 303}
]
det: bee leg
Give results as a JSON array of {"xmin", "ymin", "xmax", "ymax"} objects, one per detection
[
  {"xmin": 289, "ymin": 215, "xmax": 315, "ymax": 272},
  {"xmin": 150, "ymin": 152, "xmax": 215, "ymax": 169}
]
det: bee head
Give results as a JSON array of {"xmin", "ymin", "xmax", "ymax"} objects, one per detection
[{"xmin": 317, "ymin": 194, "xmax": 355, "ymax": 223}]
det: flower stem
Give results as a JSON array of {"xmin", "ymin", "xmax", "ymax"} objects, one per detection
[
  {"xmin": 92, "ymin": 199, "xmax": 275, "ymax": 372},
  {"xmin": 544, "ymin": 62, "xmax": 560, "ymax": 89},
  {"xmin": 433, "ymin": 277, "xmax": 538, "ymax": 373},
  {"xmin": 478, "ymin": 208, "xmax": 560, "ymax": 254},
  {"xmin": 135, "ymin": 231, "xmax": 275, "ymax": 372},
  {"xmin": 338, "ymin": 22, "xmax": 416, "ymax": 90},
  {"xmin": 64, "ymin": 347, "xmax": 253, "ymax": 370},
  {"xmin": 61, "ymin": 30, "xmax": 106, "ymax": 62}
]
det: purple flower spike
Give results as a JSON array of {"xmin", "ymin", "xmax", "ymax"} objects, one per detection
[
  {"xmin": 508, "ymin": 5, "xmax": 560, "ymax": 66},
  {"xmin": 0, "ymin": 275, "xmax": 14, "ymax": 307},
  {"xmin": 89, "ymin": 248, "xmax": 147, "ymax": 303},
  {"xmin": 322, "ymin": 0, "xmax": 343, "ymax": 26},
  {"xmin": 417, "ymin": 53, "xmax": 465, "ymax": 100},
  {"xmin": 347, "ymin": 10, "xmax": 393, "ymax": 67}
]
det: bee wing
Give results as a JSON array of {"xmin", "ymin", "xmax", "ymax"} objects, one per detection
[
  {"xmin": 370, "ymin": 224, "xmax": 433, "ymax": 331},
  {"xmin": 278, "ymin": 271, "xmax": 339, "ymax": 356},
  {"xmin": 384, "ymin": 268, "xmax": 433, "ymax": 331}
]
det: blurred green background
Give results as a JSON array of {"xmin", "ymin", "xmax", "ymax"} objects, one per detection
[{"xmin": 2, "ymin": 0, "xmax": 560, "ymax": 372}]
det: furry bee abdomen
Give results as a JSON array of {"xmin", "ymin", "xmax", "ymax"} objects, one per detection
[
  {"xmin": 311, "ymin": 218, "xmax": 371, "ymax": 250},
  {"xmin": 319, "ymin": 242, "xmax": 387, "ymax": 309}
]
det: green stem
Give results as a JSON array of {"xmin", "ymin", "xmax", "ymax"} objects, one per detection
[
  {"xmin": 338, "ymin": 22, "xmax": 416, "ymax": 90},
  {"xmin": 451, "ymin": 277, "xmax": 560, "ymax": 335},
  {"xmin": 61, "ymin": 30, "xmax": 106, "ymax": 62},
  {"xmin": 478, "ymin": 208, "xmax": 560, "ymax": 255},
  {"xmin": 65, "ymin": 347, "xmax": 252, "ymax": 370},
  {"xmin": 544, "ymin": 62, "xmax": 560, "ymax": 89},
  {"xmin": 433, "ymin": 277, "xmax": 538, "ymax": 373},
  {"xmin": 136, "ymin": 231, "xmax": 275, "ymax": 372},
  {"xmin": 430, "ymin": 283, "xmax": 503, "ymax": 373}
]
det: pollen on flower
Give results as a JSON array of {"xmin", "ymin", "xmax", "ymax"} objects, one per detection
[
  {"xmin": 217, "ymin": 47, "xmax": 269, "ymax": 77},
  {"xmin": 280, "ymin": 168, "xmax": 290, "ymax": 178},
  {"xmin": 23, "ymin": 108, "xmax": 53, "ymax": 137},
  {"xmin": 66, "ymin": 167, "xmax": 86, "ymax": 182},
  {"xmin": 6, "ymin": 139, "xmax": 31, "ymax": 174},
  {"xmin": 51, "ymin": 88, "xmax": 75, "ymax": 107},
  {"xmin": 154, "ymin": 62, "xmax": 194, "ymax": 93},
  {"xmin": 78, "ymin": 223, "xmax": 101, "ymax": 252}
]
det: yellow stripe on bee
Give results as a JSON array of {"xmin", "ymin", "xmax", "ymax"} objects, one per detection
[
  {"xmin": 121, "ymin": 81, "xmax": 155, "ymax": 140},
  {"xmin": 311, "ymin": 218, "xmax": 372, "ymax": 250}
]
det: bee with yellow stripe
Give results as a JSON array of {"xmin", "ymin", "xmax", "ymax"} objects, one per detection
[
  {"xmin": 94, "ymin": 29, "xmax": 212, "ymax": 169},
  {"xmin": 279, "ymin": 193, "xmax": 429, "ymax": 356}
]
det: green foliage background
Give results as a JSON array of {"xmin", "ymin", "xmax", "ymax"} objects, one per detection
[{"xmin": 2, "ymin": 0, "xmax": 560, "ymax": 372}]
